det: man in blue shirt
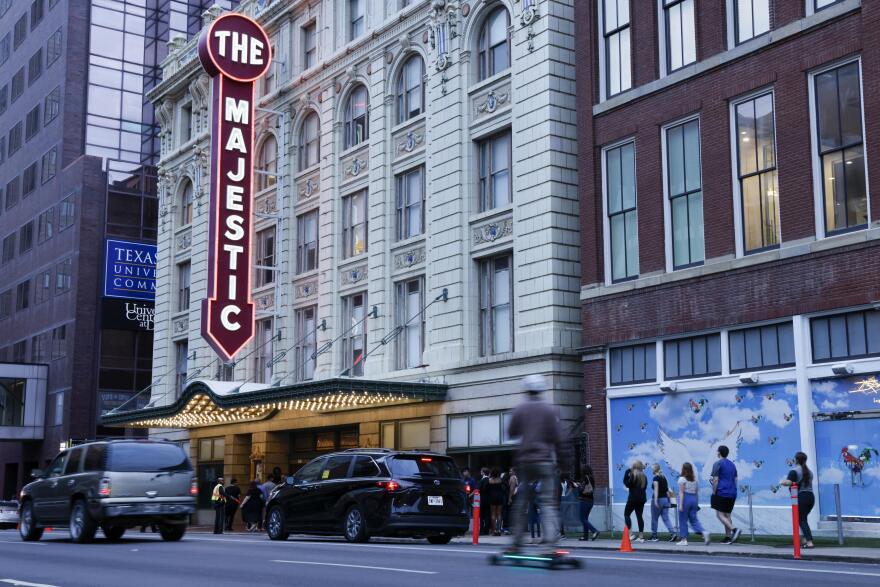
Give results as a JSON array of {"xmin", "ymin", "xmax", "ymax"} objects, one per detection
[{"xmin": 710, "ymin": 445, "xmax": 741, "ymax": 544}]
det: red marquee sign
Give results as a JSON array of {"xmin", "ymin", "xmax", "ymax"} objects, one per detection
[{"xmin": 198, "ymin": 13, "xmax": 271, "ymax": 360}]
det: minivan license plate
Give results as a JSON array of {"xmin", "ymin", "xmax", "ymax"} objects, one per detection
[{"xmin": 427, "ymin": 496, "xmax": 443, "ymax": 506}]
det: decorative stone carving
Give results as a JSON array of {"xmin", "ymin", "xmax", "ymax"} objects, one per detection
[
  {"xmin": 172, "ymin": 316, "xmax": 189, "ymax": 335},
  {"xmin": 344, "ymin": 156, "xmax": 369, "ymax": 178},
  {"xmin": 256, "ymin": 193, "xmax": 277, "ymax": 215},
  {"xmin": 394, "ymin": 247, "xmax": 426, "ymax": 270},
  {"xmin": 521, "ymin": 2, "xmax": 538, "ymax": 26},
  {"xmin": 295, "ymin": 280, "xmax": 318, "ymax": 299},
  {"xmin": 202, "ymin": 4, "xmax": 223, "ymax": 27},
  {"xmin": 340, "ymin": 265, "xmax": 368, "ymax": 286},
  {"xmin": 399, "ymin": 34, "xmax": 411, "ymax": 51},
  {"xmin": 396, "ymin": 129, "xmax": 425, "ymax": 155},
  {"xmin": 475, "ymin": 86, "xmax": 511, "ymax": 118},
  {"xmin": 473, "ymin": 217, "xmax": 513, "ymax": 245},
  {"xmin": 297, "ymin": 175, "xmax": 320, "ymax": 200},
  {"xmin": 255, "ymin": 292, "xmax": 275, "ymax": 311},
  {"xmin": 176, "ymin": 229, "xmax": 191, "ymax": 251}
]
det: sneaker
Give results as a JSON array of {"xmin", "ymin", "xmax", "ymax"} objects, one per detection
[
  {"xmin": 590, "ymin": 531, "xmax": 600, "ymax": 541},
  {"xmin": 648, "ymin": 536, "xmax": 659, "ymax": 542},
  {"xmin": 731, "ymin": 528, "xmax": 742, "ymax": 543},
  {"xmin": 629, "ymin": 533, "xmax": 637, "ymax": 541},
  {"xmin": 721, "ymin": 536, "xmax": 731, "ymax": 544},
  {"xmin": 668, "ymin": 535, "xmax": 679, "ymax": 542},
  {"xmin": 703, "ymin": 531, "xmax": 711, "ymax": 545},
  {"xmin": 676, "ymin": 539, "xmax": 689, "ymax": 546},
  {"xmin": 635, "ymin": 536, "xmax": 645, "ymax": 543}
]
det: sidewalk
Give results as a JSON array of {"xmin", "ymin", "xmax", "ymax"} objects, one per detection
[{"xmin": 450, "ymin": 533, "xmax": 880, "ymax": 565}]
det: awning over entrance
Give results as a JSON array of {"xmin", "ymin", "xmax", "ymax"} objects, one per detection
[{"xmin": 98, "ymin": 378, "xmax": 448, "ymax": 429}]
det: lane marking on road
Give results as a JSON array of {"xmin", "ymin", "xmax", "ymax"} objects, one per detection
[
  {"xmin": 1, "ymin": 579, "xmax": 60, "ymax": 587},
  {"xmin": 271, "ymin": 560, "xmax": 436, "ymax": 575},
  {"xmin": 0, "ymin": 541, "xmax": 48, "ymax": 546}
]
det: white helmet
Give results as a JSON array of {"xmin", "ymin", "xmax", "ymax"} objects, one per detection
[{"xmin": 522, "ymin": 374, "xmax": 547, "ymax": 394}]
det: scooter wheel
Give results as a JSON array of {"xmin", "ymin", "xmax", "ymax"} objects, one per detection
[{"xmin": 489, "ymin": 554, "xmax": 500, "ymax": 566}]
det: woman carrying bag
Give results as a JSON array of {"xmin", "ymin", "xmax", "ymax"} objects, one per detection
[{"xmin": 577, "ymin": 466, "xmax": 600, "ymax": 541}]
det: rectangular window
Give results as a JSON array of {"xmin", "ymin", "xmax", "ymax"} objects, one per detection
[
  {"xmin": 14, "ymin": 14, "xmax": 27, "ymax": 49},
  {"xmin": 664, "ymin": 333, "xmax": 722, "ymax": 380},
  {"xmin": 729, "ymin": 322, "xmax": 795, "ymax": 372},
  {"xmin": 30, "ymin": 0, "xmax": 44, "ymax": 29},
  {"xmin": 1, "ymin": 234, "xmax": 13, "ymax": 264},
  {"xmin": 175, "ymin": 340, "xmax": 188, "ymax": 393},
  {"xmin": 25, "ymin": 105, "xmax": 40, "ymax": 139},
  {"xmin": 350, "ymin": 0, "xmax": 365, "ymax": 40},
  {"xmin": 15, "ymin": 280, "xmax": 29, "ymax": 311},
  {"xmin": 179, "ymin": 102, "xmax": 192, "ymax": 144},
  {"xmin": 0, "ymin": 136, "xmax": 5, "ymax": 165},
  {"xmin": 53, "ymin": 392, "xmax": 63, "ymax": 424},
  {"xmin": 254, "ymin": 226, "xmax": 275, "ymax": 288},
  {"xmin": 28, "ymin": 48, "xmax": 42, "ymax": 85},
  {"xmin": 177, "ymin": 262, "xmax": 190, "ymax": 312},
  {"xmin": 665, "ymin": 118, "xmax": 704, "ymax": 268},
  {"xmin": 342, "ymin": 189, "xmax": 368, "ymax": 258},
  {"xmin": 19, "ymin": 221, "xmax": 33, "ymax": 253},
  {"xmin": 34, "ymin": 269, "xmax": 50, "ymax": 304},
  {"xmin": 55, "ymin": 257, "xmax": 71, "ymax": 293},
  {"xmin": 811, "ymin": 309, "xmax": 880, "ymax": 363},
  {"xmin": 13, "ymin": 340, "xmax": 26, "ymax": 362},
  {"xmin": 605, "ymin": 141, "xmax": 639, "ymax": 281},
  {"xmin": 734, "ymin": 0, "xmax": 770, "ymax": 45},
  {"xmin": 396, "ymin": 166, "xmax": 424, "ymax": 240},
  {"xmin": 58, "ymin": 193, "xmax": 75, "ymax": 229},
  {"xmin": 814, "ymin": 0, "xmax": 844, "ymax": 12},
  {"xmin": 5, "ymin": 178, "xmax": 19, "ymax": 210},
  {"xmin": 341, "ymin": 292, "xmax": 368, "ymax": 376},
  {"xmin": 296, "ymin": 210, "xmax": 318, "ymax": 273},
  {"xmin": 0, "ymin": 290, "xmax": 11, "ymax": 319},
  {"xmin": 11, "ymin": 68, "xmax": 24, "ymax": 102},
  {"xmin": 38, "ymin": 207, "xmax": 54, "ymax": 242},
  {"xmin": 0, "ymin": 34, "xmax": 9, "ymax": 67},
  {"xmin": 31, "ymin": 331, "xmax": 47, "ymax": 362},
  {"xmin": 478, "ymin": 130, "xmax": 512, "ymax": 211},
  {"xmin": 602, "ymin": 0, "xmax": 631, "ymax": 97},
  {"xmin": 303, "ymin": 22, "xmax": 317, "ymax": 70},
  {"xmin": 734, "ymin": 91, "xmax": 780, "ymax": 252},
  {"xmin": 663, "ymin": 0, "xmax": 697, "ymax": 73},
  {"xmin": 22, "ymin": 162, "xmax": 37, "ymax": 196},
  {"xmin": 396, "ymin": 277, "xmax": 425, "ymax": 370},
  {"xmin": 0, "ymin": 85, "xmax": 7, "ymax": 114},
  {"xmin": 294, "ymin": 305, "xmax": 318, "ymax": 381},
  {"xmin": 478, "ymin": 253, "xmax": 513, "ymax": 356},
  {"xmin": 41, "ymin": 147, "xmax": 56, "ymax": 183},
  {"xmin": 46, "ymin": 28, "xmax": 61, "ymax": 65},
  {"xmin": 610, "ymin": 343, "xmax": 657, "ymax": 385},
  {"xmin": 812, "ymin": 61, "xmax": 867, "ymax": 235},
  {"xmin": 44, "ymin": 86, "xmax": 60, "ymax": 124},
  {"xmin": 253, "ymin": 318, "xmax": 274, "ymax": 384},
  {"xmin": 9, "ymin": 122, "xmax": 23, "ymax": 154}
]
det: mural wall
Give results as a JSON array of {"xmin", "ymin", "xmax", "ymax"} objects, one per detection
[
  {"xmin": 812, "ymin": 374, "xmax": 880, "ymax": 520},
  {"xmin": 609, "ymin": 383, "xmax": 801, "ymax": 506}
]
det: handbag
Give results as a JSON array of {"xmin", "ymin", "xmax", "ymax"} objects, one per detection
[{"xmin": 582, "ymin": 478, "xmax": 594, "ymax": 495}]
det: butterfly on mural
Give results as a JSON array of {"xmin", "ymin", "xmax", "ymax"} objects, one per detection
[
  {"xmin": 783, "ymin": 413, "xmax": 794, "ymax": 422},
  {"xmin": 616, "ymin": 463, "xmax": 625, "ymax": 471},
  {"xmin": 734, "ymin": 394, "xmax": 744, "ymax": 403},
  {"xmin": 628, "ymin": 443, "xmax": 637, "ymax": 450},
  {"xmin": 768, "ymin": 436, "xmax": 778, "ymax": 445},
  {"xmin": 753, "ymin": 460, "xmax": 764, "ymax": 469},
  {"xmin": 616, "ymin": 424, "xmax": 623, "ymax": 433},
  {"xmin": 841, "ymin": 446, "xmax": 880, "ymax": 487},
  {"xmin": 785, "ymin": 458, "xmax": 795, "ymax": 467},
  {"xmin": 640, "ymin": 422, "xmax": 648, "ymax": 432},
  {"xmin": 627, "ymin": 404, "xmax": 635, "ymax": 412},
  {"xmin": 688, "ymin": 398, "xmax": 708, "ymax": 414},
  {"xmin": 764, "ymin": 392, "xmax": 776, "ymax": 400},
  {"xmin": 649, "ymin": 401, "xmax": 659, "ymax": 410},
  {"xmin": 751, "ymin": 415, "xmax": 763, "ymax": 424},
  {"xmin": 770, "ymin": 484, "xmax": 781, "ymax": 493}
]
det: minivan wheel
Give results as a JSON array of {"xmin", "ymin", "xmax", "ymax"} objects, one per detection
[
  {"xmin": 19, "ymin": 501, "xmax": 43, "ymax": 542},
  {"xmin": 427, "ymin": 535, "xmax": 452, "ymax": 545},
  {"xmin": 103, "ymin": 525, "xmax": 125, "ymax": 541},
  {"xmin": 266, "ymin": 506, "xmax": 289, "ymax": 541},
  {"xmin": 69, "ymin": 499, "xmax": 97, "ymax": 543},
  {"xmin": 159, "ymin": 525, "xmax": 185, "ymax": 541},
  {"xmin": 343, "ymin": 505, "xmax": 368, "ymax": 543}
]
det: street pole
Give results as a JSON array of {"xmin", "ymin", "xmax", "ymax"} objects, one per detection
[{"xmin": 473, "ymin": 490, "xmax": 480, "ymax": 545}]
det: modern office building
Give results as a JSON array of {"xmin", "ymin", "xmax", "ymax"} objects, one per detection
[
  {"xmin": 577, "ymin": 0, "xmax": 880, "ymax": 535},
  {"xmin": 101, "ymin": 0, "xmax": 583, "ymax": 517}
]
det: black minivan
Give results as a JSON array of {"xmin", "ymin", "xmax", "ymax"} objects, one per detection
[{"xmin": 265, "ymin": 449, "xmax": 468, "ymax": 544}]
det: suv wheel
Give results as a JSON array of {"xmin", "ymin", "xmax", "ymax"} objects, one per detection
[
  {"xmin": 427, "ymin": 535, "xmax": 452, "ymax": 545},
  {"xmin": 69, "ymin": 499, "xmax": 97, "ymax": 543},
  {"xmin": 343, "ymin": 505, "xmax": 369, "ymax": 543},
  {"xmin": 159, "ymin": 525, "xmax": 185, "ymax": 541},
  {"xmin": 103, "ymin": 525, "xmax": 125, "ymax": 541},
  {"xmin": 266, "ymin": 506, "xmax": 289, "ymax": 541},
  {"xmin": 19, "ymin": 501, "xmax": 43, "ymax": 542}
]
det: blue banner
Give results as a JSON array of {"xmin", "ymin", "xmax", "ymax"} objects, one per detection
[{"xmin": 103, "ymin": 239, "xmax": 157, "ymax": 301}]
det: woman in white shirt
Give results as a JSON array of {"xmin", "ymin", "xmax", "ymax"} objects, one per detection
[{"xmin": 676, "ymin": 462, "xmax": 710, "ymax": 546}]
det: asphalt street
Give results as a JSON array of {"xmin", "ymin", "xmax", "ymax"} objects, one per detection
[{"xmin": 0, "ymin": 529, "xmax": 878, "ymax": 587}]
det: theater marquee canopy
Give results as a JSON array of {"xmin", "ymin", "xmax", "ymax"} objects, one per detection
[{"xmin": 99, "ymin": 379, "xmax": 448, "ymax": 429}]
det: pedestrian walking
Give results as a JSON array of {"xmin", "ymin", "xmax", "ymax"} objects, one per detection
[
  {"xmin": 676, "ymin": 462, "xmax": 710, "ymax": 546},
  {"xmin": 211, "ymin": 476, "xmax": 226, "ymax": 534},
  {"xmin": 623, "ymin": 460, "xmax": 647, "ymax": 542},
  {"xmin": 649, "ymin": 463, "xmax": 677, "ymax": 542},
  {"xmin": 781, "ymin": 451, "xmax": 815, "ymax": 549},
  {"xmin": 487, "ymin": 468, "xmax": 505, "ymax": 535},
  {"xmin": 478, "ymin": 467, "xmax": 491, "ymax": 534},
  {"xmin": 577, "ymin": 465, "xmax": 600, "ymax": 541},
  {"xmin": 507, "ymin": 374, "xmax": 566, "ymax": 555},
  {"xmin": 239, "ymin": 480, "xmax": 265, "ymax": 532},
  {"xmin": 710, "ymin": 445, "xmax": 741, "ymax": 544},
  {"xmin": 559, "ymin": 474, "xmax": 575, "ymax": 538},
  {"xmin": 224, "ymin": 478, "xmax": 241, "ymax": 531},
  {"xmin": 505, "ymin": 467, "xmax": 518, "ymax": 534},
  {"xmin": 527, "ymin": 481, "xmax": 542, "ymax": 541},
  {"xmin": 461, "ymin": 467, "xmax": 476, "ymax": 494}
]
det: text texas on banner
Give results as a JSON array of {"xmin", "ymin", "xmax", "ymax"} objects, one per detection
[{"xmin": 197, "ymin": 13, "xmax": 271, "ymax": 360}]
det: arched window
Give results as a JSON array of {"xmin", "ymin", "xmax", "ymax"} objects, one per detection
[
  {"xmin": 179, "ymin": 180, "xmax": 193, "ymax": 225},
  {"xmin": 344, "ymin": 85, "xmax": 369, "ymax": 149},
  {"xmin": 256, "ymin": 135, "xmax": 277, "ymax": 191},
  {"xmin": 478, "ymin": 7, "xmax": 510, "ymax": 81},
  {"xmin": 298, "ymin": 111, "xmax": 321, "ymax": 171},
  {"xmin": 396, "ymin": 55, "xmax": 424, "ymax": 124}
]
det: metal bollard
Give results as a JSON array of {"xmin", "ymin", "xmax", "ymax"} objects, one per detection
[
  {"xmin": 790, "ymin": 483, "xmax": 801, "ymax": 560},
  {"xmin": 834, "ymin": 484, "xmax": 844, "ymax": 546},
  {"xmin": 746, "ymin": 485, "xmax": 755, "ymax": 543},
  {"xmin": 472, "ymin": 490, "xmax": 480, "ymax": 545}
]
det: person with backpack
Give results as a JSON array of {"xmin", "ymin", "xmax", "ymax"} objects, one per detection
[
  {"xmin": 649, "ymin": 463, "xmax": 677, "ymax": 542},
  {"xmin": 623, "ymin": 460, "xmax": 648, "ymax": 542},
  {"xmin": 577, "ymin": 465, "xmax": 600, "ymax": 541},
  {"xmin": 781, "ymin": 451, "xmax": 815, "ymax": 549}
]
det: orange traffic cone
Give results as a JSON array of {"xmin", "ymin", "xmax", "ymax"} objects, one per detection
[{"xmin": 619, "ymin": 528, "xmax": 633, "ymax": 552}]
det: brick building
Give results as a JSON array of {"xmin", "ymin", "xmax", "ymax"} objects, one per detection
[{"xmin": 577, "ymin": 0, "xmax": 880, "ymax": 535}]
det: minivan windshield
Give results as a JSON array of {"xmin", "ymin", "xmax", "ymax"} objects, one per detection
[
  {"xmin": 107, "ymin": 442, "xmax": 191, "ymax": 472},
  {"xmin": 388, "ymin": 455, "xmax": 458, "ymax": 478}
]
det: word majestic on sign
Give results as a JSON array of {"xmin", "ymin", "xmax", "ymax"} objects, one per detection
[{"xmin": 198, "ymin": 13, "xmax": 272, "ymax": 360}]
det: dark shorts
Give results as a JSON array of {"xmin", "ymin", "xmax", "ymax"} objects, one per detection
[{"xmin": 711, "ymin": 494, "xmax": 736, "ymax": 513}]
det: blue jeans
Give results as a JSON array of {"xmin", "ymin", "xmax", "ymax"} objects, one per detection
[
  {"xmin": 579, "ymin": 499, "xmax": 598, "ymax": 536},
  {"xmin": 651, "ymin": 497, "xmax": 675, "ymax": 536},
  {"xmin": 678, "ymin": 493, "xmax": 704, "ymax": 540}
]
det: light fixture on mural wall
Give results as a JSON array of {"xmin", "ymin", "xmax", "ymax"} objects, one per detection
[
  {"xmin": 659, "ymin": 381, "xmax": 677, "ymax": 393},
  {"xmin": 738, "ymin": 372, "xmax": 760, "ymax": 385},
  {"xmin": 832, "ymin": 363, "xmax": 855, "ymax": 375}
]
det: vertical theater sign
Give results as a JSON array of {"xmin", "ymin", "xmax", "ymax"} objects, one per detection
[{"xmin": 198, "ymin": 13, "xmax": 272, "ymax": 360}]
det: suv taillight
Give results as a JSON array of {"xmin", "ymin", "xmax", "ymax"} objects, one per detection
[
  {"xmin": 190, "ymin": 478, "xmax": 198, "ymax": 496},
  {"xmin": 377, "ymin": 480, "xmax": 400, "ymax": 492},
  {"xmin": 98, "ymin": 478, "xmax": 111, "ymax": 497}
]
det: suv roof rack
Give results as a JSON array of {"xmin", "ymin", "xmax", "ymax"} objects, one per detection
[{"xmin": 343, "ymin": 448, "xmax": 393, "ymax": 453}]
